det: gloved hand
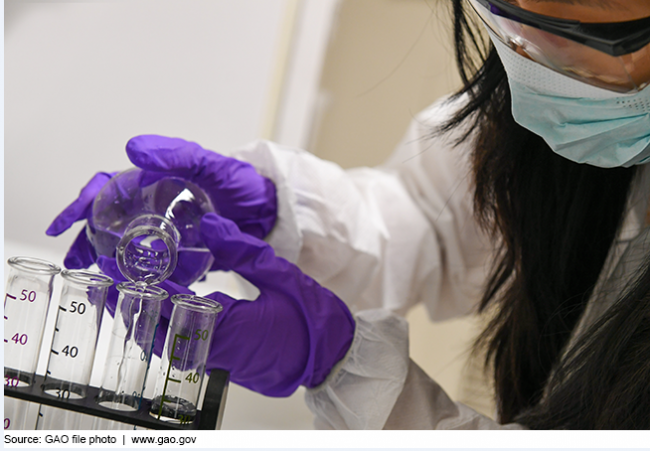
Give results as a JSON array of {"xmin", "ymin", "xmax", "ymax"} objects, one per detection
[
  {"xmin": 46, "ymin": 134, "xmax": 278, "ymax": 271},
  {"xmin": 46, "ymin": 171, "xmax": 116, "ymax": 269},
  {"xmin": 198, "ymin": 213, "xmax": 356, "ymax": 397},
  {"xmin": 126, "ymin": 134, "xmax": 277, "ymax": 240}
]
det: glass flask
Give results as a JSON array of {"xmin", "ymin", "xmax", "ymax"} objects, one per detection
[{"xmin": 87, "ymin": 168, "xmax": 216, "ymax": 286}]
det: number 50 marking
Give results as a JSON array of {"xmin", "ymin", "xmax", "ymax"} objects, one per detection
[
  {"xmin": 194, "ymin": 329, "xmax": 209, "ymax": 341},
  {"xmin": 20, "ymin": 290, "xmax": 36, "ymax": 302}
]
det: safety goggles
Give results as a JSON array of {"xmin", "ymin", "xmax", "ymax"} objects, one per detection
[{"xmin": 468, "ymin": 0, "xmax": 650, "ymax": 93}]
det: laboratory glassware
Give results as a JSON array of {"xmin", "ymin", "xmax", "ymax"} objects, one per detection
[
  {"xmin": 150, "ymin": 294, "xmax": 222, "ymax": 424},
  {"xmin": 96, "ymin": 282, "xmax": 168, "ymax": 411},
  {"xmin": 37, "ymin": 269, "xmax": 113, "ymax": 430},
  {"xmin": 4, "ymin": 257, "xmax": 61, "ymax": 386},
  {"xmin": 4, "ymin": 257, "xmax": 60, "ymax": 430},
  {"xmin": 87, "ymin": 168, "xmax": 216, "ymax": 286}
]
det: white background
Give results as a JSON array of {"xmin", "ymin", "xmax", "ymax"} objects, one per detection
[{"xmin": 6, "ymin": 0, "xmax": 288, "ymax": 257}]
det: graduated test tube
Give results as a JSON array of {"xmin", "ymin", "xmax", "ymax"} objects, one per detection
[
  {"xmin": 96, "ymin": 282, "xmax": 168, "ymax": 412},
  {"xmin": 4, "ymin": 257, "xmax": 61, "ymax": 430},
  {"xmin": 37, "ymin": 269, "xmax": 113, "ymax": 430},
  {"xmin": 150, "ymin": 294, "xmax": 222, "ymax": 424}
]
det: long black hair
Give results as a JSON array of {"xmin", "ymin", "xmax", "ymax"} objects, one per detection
[{"xmin": 441, "ymin": 0, "xmax": 650, "ymax": 428}]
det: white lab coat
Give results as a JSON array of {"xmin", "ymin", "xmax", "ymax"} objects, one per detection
[{"xmin": 232, "ymin": 95, "xmax": 650, "ymax": 429}]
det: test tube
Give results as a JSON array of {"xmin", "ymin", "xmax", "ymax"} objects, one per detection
[
  {"xmin": 149, "ymin": 294, "xmax": 222, "ymax": 424},
  {"xmin": 36, "ymin": 269, "xmax": 113, "ymax": 430},
  {"xmin": 96, "ymin": 282, "xmax": 168, "ymax": 412},
  {"xmin": 4, "ymin": 257, "xmax": 61, "ymax": 430}
]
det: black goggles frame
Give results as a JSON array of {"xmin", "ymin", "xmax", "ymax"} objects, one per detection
[{"xmin": 472, "ymin": 0, "xmax": 650, "ymax": 56}]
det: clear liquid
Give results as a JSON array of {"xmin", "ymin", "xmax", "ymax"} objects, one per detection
[
  {"xmin": 119, "ymin": 226, "xmax": 175, "ymax": 285},
  {"xmin": 91, "ymin": 229, "xmax": 213, "ymax": 286},
  {"xmin": 96, "ymin": 394, "xmax": 140, "ymax": 412},
  {"xmin": 149, "ymin": 395, "xmax": 196, "ymax": 424},
  {"xmin": 89, "ymin": 170, "xmax": 215, "ymax": 286}
]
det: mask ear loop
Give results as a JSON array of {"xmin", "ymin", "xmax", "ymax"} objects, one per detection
[{"xmin": 618, "ymin": 47, "xmax": 650, "ymax": 93}]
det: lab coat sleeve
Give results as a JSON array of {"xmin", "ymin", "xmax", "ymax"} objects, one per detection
[
  {"xmin": 383, "ymin": 361, "xmax": 524, "ymax": 430},
  {"xmin": 231, "ymin": 96, "xmax": 493, "ymax": 321},
  {"xmin": 230, "ymin": 97, "xmax": 499, "ymax": 429},
  {"xmin": 305, "ymin": 309, "xmax": 525, "ymax": 430}
]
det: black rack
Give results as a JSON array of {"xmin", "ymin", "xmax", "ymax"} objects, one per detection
[{"xmin": 4, "ymin": 370, "xmax": 229, "ymax": 430}]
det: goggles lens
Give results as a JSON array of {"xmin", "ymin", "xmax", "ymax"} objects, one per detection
[{"xmin": 468, "ymin": 0, "xmax": 650, "ymax": 93}]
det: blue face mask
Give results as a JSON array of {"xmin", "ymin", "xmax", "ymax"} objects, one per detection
[{"xmin": 490, "ymin": 34, "xmax": 650, "ymax": 168}]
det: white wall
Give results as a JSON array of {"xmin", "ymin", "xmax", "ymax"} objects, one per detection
[{"xmin": 5, "ymin": 0, "xmax": 288, "ymax": 259}]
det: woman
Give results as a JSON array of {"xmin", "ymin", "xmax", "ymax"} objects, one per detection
[{"xmin": 49, "ymin": 0, "xmax": 650, "ymax": 429}]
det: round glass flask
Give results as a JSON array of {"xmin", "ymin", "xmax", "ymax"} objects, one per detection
[{"xmin": 88, "ymin": 168, "xmax": 216, "ymax": 286}]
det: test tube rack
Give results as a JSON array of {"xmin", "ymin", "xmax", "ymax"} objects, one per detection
[{"xmin": 4, "ymin": 370, "xmax": 229, "ymax": 430}]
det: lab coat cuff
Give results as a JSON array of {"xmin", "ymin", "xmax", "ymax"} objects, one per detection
[
  {"xmin": 231, "ymin": 140, "xmax": 305, "ymax": 263},
  {"xmin": 304, "ymin": 309, "xmax": 410, "ymax": 429}
]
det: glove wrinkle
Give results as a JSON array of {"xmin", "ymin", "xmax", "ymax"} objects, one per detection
[
  {"xmin": 126, "ymin": 134, "xmax": 278, "ymax": 239},
  {"xmin": 63, "ymin": 228, "xmax": 97, "ymax": 269},
  {"xmin": 200, "ymin": 213, "xmax": 355, "ymax": 397},
  {"xmin": 46, "ymin": 171, "xmax": 114, "ymax": 236}
]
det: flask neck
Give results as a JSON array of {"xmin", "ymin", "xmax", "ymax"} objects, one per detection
[{"xmin": 116, "ymin": 214, "xmax": 180, "ymax": 285}]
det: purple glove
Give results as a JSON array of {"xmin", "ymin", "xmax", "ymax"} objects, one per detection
[
  {"xmin": 199, "ymin": 213, "xmax": 355, "ymax": 397},
  {"xmin": 126, "ymin": 135, "xmax": 277, "ymax": 240},
  {"xmin": 47, "ymin": 134, "xmax": 277, "ymax": 273},
  {"xmin": 46, "ymin": 172, "xmax": 116, "ymax": 269}
]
